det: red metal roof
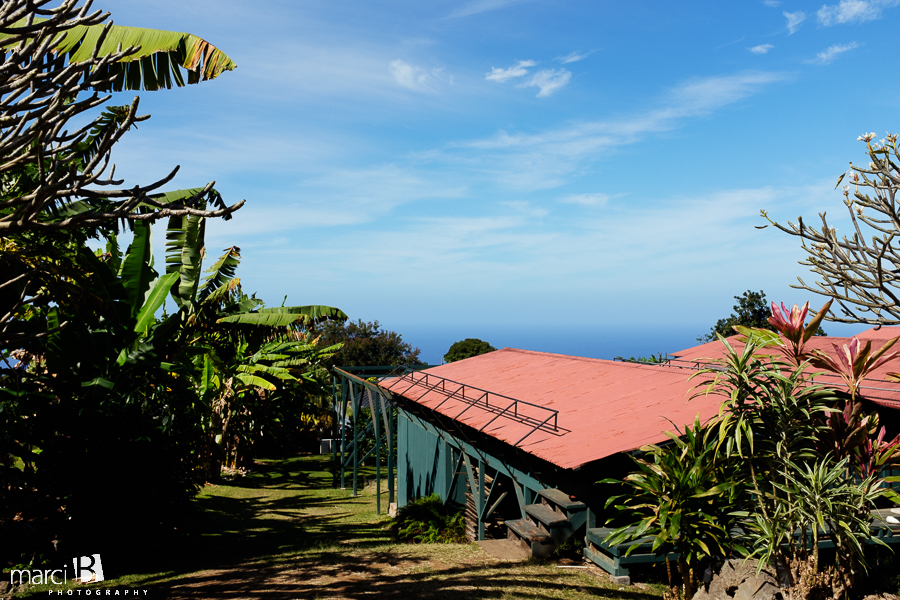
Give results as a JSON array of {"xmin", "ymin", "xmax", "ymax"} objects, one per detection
[
  {"xmin": 671, "ymin": 326, "xmax": 900, "ymax": 411},
  {"xmin": 381, "ymin": 327, "xmax": 900, "ymax": 471},
  {"xmin": 381, "ymin": 349, "xmax": 727, "ymax": 470}
]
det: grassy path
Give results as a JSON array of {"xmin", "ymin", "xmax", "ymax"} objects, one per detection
[{"xmin": 15, "ymin": 456, "xmax": 665, "ymax": 600}]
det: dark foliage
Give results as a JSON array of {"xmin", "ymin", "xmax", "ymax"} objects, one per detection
[
  {"xmin": 613, "ymin": 352, "xmax": 668, "ymax": 363},
  {"xmin": 391, "ymin": 494, "xmax": 466, "ymax": 544},
  {"xmin": 700, "ymin": 289, "xmax": 826, "ymax": 342},
  {"xmin": 443, "ymin": 338, "xmax": 496, "ymax": 363},
  {"xmin": 315, "ymin": 319, "xmax": 421, "ymax": 368}
]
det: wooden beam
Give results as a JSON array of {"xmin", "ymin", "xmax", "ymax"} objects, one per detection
[
  {"xmin": 400, "ymin": 408, "xmax": 545, "ymax": 492},
  {"xmin": 333, "ymin": 367, "xmax": 394, "ymax": 397}
]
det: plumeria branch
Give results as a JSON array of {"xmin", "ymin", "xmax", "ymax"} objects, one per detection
[{"xmin": 762, "ymin": 132, "xmax": 900, "ymax": 325}]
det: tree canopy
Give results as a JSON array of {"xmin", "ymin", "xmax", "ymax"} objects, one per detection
[
  {"xmin": 700, "ymin": 290, "xmax": 825, "ymax": 342},
  {"xmin": 0, "ymin": 0, "xmax": 242, "ymax": 347},
  {"xmin": 315, "ymin": 319, "xmax": 421, "ymax": 368},
  {"xmin": 0, "ymin": 0, "xmax": 344, "ymax": 572},
  {"xmin": 443, "ymin": 338, "xmax": 496, "ymax": 363}
]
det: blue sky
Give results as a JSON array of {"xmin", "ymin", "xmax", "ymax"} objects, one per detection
[{"xmin": 98, "ymin": 0, "xmax": 900, "ymax": 363}]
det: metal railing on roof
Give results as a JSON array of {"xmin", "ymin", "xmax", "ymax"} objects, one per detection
[{"xmin": 392, "ymin": 371, "xmax": 560, "ymax": 447}]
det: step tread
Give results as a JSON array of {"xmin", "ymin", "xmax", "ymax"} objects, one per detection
[
  {"xmin": 538, "ymin": 488, "xmax": 586, "ymax": 511},
  {"xmin": 507, "ymin": 518, "xmax": 552, "ymax": 544},
  {"xmin": 525, "ymin": 503, "xmax": 571, "ymax": 527}
]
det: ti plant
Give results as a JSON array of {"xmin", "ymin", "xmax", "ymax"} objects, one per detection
[
  {"xmin": 602, "ymin": 416, "xmax": 747, "ymax": 600},
  {"xmin": 606, "ymin": 299, "xmax": 900, "ymax": 600}
]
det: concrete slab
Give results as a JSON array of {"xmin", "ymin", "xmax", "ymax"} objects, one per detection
[{"xmin": 476, "ymin": 539, "xmax": 530, "ymax": 561}]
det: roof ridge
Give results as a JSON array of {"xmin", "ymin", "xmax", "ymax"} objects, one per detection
[{"xmin": 494, "ymin": 347, "xmax": 684, "ymax": 371}]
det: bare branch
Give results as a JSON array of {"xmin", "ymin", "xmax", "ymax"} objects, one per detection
[{"xmin": 766, "ymin": 133, "xmax": 900, "ymax": 325}]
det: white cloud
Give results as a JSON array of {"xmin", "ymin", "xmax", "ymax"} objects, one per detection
[
  {"xmin": 202, "ymin": 163, "xmax": 470, "ymax": 239},
  {"xmin": 446, "ymin": 0, "xmax": 534, "ymax": 19},
  {"xmin": 237, "ymin": 41, "xmax": 459, "ymax": 107},
  {"xmin": 665, "ymin": 71, "xmax": 786, "ymax": 113},
  {"xmin": 557, "ymin": 50, "xmax": 596, "ymax": 64},
  {"xmin": 559, "ymin": 193, "xmax": 610, "ymax": 206},
  {"xmin": 784, "ymin": 10, "xmax": 806, "ymax": 33},
  {"xmin": 716, "ymin": 36, "xmax": 746, "ymax": 49},
  {"xmin": 519, "ymin": 68, "xmax": 572, "ymax": 97},
  {"xmin": 500, "ymin": 201, "xmax": 549, "ymax": 217},
  {"xmin": 447, "ymin": 71, "xmax": 788, "ymax": 190},
  {"xmin": 763, "ymin": 0, "xmax": 781, "ymax": 6},
  {"xmin": 389, "ymin": 60, "xmax": 448, "ymax": 92},
  {"xmin": 258, "ymin": 185, "xmax": 823, "ymax": 318},
  {"xmin": 485, "ymin": 60, "xmax": 536, "ymax": 82},
  {"xmin": 811, "ymin": 41, "xmax": 860, "ymax": 63},
  {"xmin": 749, "ymin": 44, "xmax": 775, "ymax": 54},
  {"xmin": 817, "ymin": 0, "xmax": 899, "ymax": 25}
]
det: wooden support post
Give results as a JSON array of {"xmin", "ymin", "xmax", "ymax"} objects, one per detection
[
  {"xmin": 512, "ymin": 480, "xmax": 527, "ymax": 519},
  {"xmin": 446, "ymin": 448, "xmax": 464, "ymax": 504},
  {"xmin": 371, "ymin": 389, "xmax": 381, "ymax": 514},
  {"xmin": 462, "ymin": 453, "xmax": 485, "ymax": 542},
  {"xmin": 479, "ymin": 468, "xmax": 501, "ymax": 521},
  {"xmin": 340, "ymin": 376, "xmax": 348, "ymax": 490},
  {"xmin": 351, "ymin": 381, "xmax": 359, "ymax": 496},
  {"xmin": 331, "ymin": 375, "xmax": 338, "ymax": 479},
  {"xmin": 375, "ymin": 389, "xmax": 392, "ymax": 510},
  {"xmin": 483, "ymin": 491, "xmax": 508, "ymax": 522},
  {"xmin": 387, "ymin": 401, "xmax": 395, "ymax": 506},
  {"xmin": 477, "ymin": 457, "xmax": 485, "ymax": 541},
  {"xmin": 374, "ymin": 393, "xmax": 394, "ymax": 508}
]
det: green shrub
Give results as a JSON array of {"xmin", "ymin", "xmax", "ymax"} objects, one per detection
[{"xmin": 392, "ymin": 494, "xmax": 466, "ymax": 544}]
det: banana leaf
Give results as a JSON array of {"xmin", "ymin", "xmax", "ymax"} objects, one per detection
[
  {"xmin": 255, "ymin": 306, "xmax": 349, "ymax": 323},
  {"xmin": 0, "ymin": 19, "xmax": 236, "ymax": 91},
  {"xmin": 118, "ymin": 220, "xmax": 156, "ymax": 315},
  {"xmin": 165, "ymin": 213, "xmax": 206, "ymax": 308},
  {"xmin": 235, "ymin": 373, "xmax": 276, "ymax": 391},
  {"xmin": 217, "ymin": 305, "xmax": 346, "ymax": 327},
  {"xmin": 134, "ymin": 271, "xmax": 179, "ymax": 333},
  {"xmin": 200, "ymin": 247, "xmax": 241, "ymax": 302},
  {"xmin": 216, "ymin": 312, "xmax": 310, "ymax": 328}
]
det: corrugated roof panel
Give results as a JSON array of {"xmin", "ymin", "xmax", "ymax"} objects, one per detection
[
  {"xmin": 382, "ymin": 349, "xmax": 724, "ymax": 470},
  {"xmin": 381, "ymin": 330, "xmax": 900, "ymax": 471}
]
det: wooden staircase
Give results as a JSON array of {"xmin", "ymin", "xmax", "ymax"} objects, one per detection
[{"xmin": 506, "ymin": 488, "xmax": 587, "ymax": 558}]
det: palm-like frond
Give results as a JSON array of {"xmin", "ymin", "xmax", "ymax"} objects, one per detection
[
  {"xmin": 216, "ymin": 312, "xmax": 311, "ymax": 328},
  {"xmin": 199, "ymin": 246, "xmax": 241, "ymax": 303},
  {"xmin": 118, "ymin": 220, "xmax": 156, "ymax": 314},
  {"xmin": 73, "ymin": 105, "xmax": 131, "ymax": 169},
  {"xmin": 133, "ymin": 272, "xmax": 179, "ymax": 334},
  {"xmin": 1, "ymin": 20, "xmax": 237, "ymax": 91},
  {"xmin": 165, "ymin": 213, "xmax": 206, "ymax": 309},
  {"xmin": 255, "ymin": 306, "xmax": 349, "ymax": 325}
]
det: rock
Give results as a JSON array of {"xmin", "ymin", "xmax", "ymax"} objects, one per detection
[{"xmin": 693, "ymin": 559, "xmax": 782, "ymax": 600}]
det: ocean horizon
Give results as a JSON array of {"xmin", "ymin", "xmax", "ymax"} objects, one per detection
[{"xmin": 400, "ymin": 321, "xmax": 875, "ymax": 367}]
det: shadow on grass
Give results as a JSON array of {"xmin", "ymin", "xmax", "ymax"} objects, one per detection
[
  {"xmin": 14, "ymin": 456, "xmax": 661, "ymax": 600},
  {"xmin": 144, "ymin": 457, "xmax": 396, "ymax": 576},
  {"xmin": 153, "ymin": 551, "xmax": 663, "ymax": 600}
]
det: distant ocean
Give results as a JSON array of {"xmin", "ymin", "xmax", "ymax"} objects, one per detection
[{"xmin": 403, "ymin": 321, "xmax": 873, "ymax": 366}]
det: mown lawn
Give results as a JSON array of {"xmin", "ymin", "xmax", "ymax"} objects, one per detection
[{"xmin": 13, "ymin": 455, "xmax": 665, "ymax": 600}]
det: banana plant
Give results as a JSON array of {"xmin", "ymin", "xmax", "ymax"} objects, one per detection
[{"xmin": 163, "ymin": 213, "xmax": 347, "ymax": 477}]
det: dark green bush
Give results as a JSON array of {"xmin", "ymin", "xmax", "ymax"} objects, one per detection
[{"xmin": 392, "ymin": 494, "xmax": 466, "ymax": 544}]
